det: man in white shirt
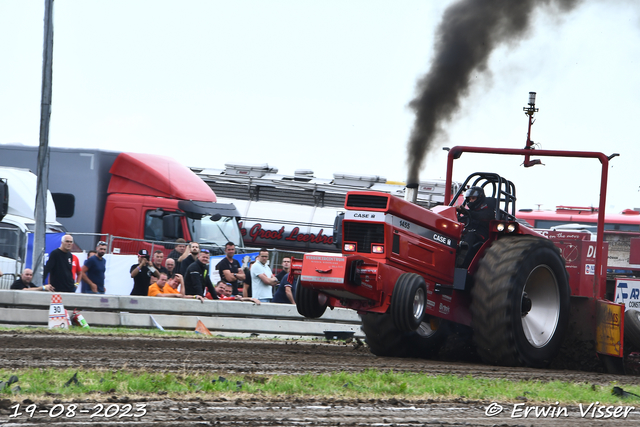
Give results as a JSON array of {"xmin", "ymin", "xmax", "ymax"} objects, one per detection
[{"xmin": 250, "ymin": 248, "xmax": 278, "ymax": 302}]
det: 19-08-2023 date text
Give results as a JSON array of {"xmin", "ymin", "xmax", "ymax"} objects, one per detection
[{"xmin": 9, "ymin": 403, "xmax": 147, "ymax": 419}]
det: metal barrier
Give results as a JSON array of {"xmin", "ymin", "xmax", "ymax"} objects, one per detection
[
  {"xmin": 0, "ymin": 290, "xmax": 364, "ymax": 338},
  {"xmin": 241, "ymin": 246, "xmax": 306, "ymax": 278},
  {"xmin": 108, "ymin": 235, "xmax": 179, "ymax": 256},
  {"xmin": 67, "ymin": 232, "xmax": 109, "ymax": 252},
  {"xmin": 0, "ymin": 272, "xmax": 17, "ymax": 290}
]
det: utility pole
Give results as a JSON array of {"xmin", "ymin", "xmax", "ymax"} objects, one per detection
[{"xmin": 33, "ymin": 0, "xmax": 55, "ymax": 286}]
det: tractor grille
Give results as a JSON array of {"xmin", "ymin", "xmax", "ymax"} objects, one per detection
[
  {"xmin": 345, "ymin": 194, "xmax": 388, "ymax": 209},
  {"xmin": 343, "ymin": 222, "xmax": 385, "ymax": 254}
]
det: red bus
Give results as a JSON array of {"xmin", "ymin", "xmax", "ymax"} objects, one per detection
[
  {"xmin": 517, "ymin": 206, "xmax": 640, "ymax": 232},
  {"xmin": 517, "ymin": 206, "xmax": 640, "ymax": 274}
]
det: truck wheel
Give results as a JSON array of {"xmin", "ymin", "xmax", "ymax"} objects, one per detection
[
  {"xmin": 360, "ymin": 312, "xmax": 448, "ymax": 358},
  {"xmin": 391, "ymin": 273, "xmax": 427, "ymax": 332},
  {"xmin": 471, "ymin": 236, "xmax": 570, "ymax": 368},
  {"xmin": 295, "ymin": 284, "xmax": 327, "ymax": 318},
  {"xmin": 624, "ymin": 309, "xmax": 640, "ymax": 350}
]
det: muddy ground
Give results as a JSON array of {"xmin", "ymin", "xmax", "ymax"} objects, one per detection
[{"xmin": 1, "ymin": 331, "xmax": 640, "ymax": 426}]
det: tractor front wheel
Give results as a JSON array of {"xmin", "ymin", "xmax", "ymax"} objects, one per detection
[
  {"xmin": 391, "ymin": 273, "xmax": 427, "ymax": 332},
  {"xmin": 361, "ymin": 312, "xmax": 448, "ymax": 358},
  {"xmin": 295, "ymin": 284, "xmax": 327, "ymax": 318}
]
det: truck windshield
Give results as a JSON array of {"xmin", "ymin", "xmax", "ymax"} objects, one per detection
[{"xmin": 187, "ymin": 215, "xmax": 243, "ymax": 250}]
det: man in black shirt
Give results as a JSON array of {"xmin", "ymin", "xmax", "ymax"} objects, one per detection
[
  {"xmin": 130, "ymin": 249, "xmax": 160, "ymax": 296},
  {"xmin": 275, "ymin": 257, "xmax": 291, "ymax": 282},
  {"xmin": 184, "ymin": 249, "xmax": 214, "ymax": 297},
  {"xmin": 43, "ymin": 234, "xmax": 75, "ymax": 293},
  {"xmin": 151, "ymin": 250, "xmax": 169, "ymax": 276},
  {"xmin": 216, "ymin": 242, "xmax": 245, "ymax": 296},
  {"xmin": 273, "ymin": 272, "xmax": 297, "ymax": 304},
  {"xmin": 179, "ymin": 242, "xmax": 200, "ymax": 275},
  {"xmin": 167, "ymin": 238, "xmax": 187, "ymax": 272},
  {"xmin": 11, "ymin": 268, "xmax": 55, "ymax": 291}
]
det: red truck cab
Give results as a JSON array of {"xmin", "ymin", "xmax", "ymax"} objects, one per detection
[{"xmin": 102, "ymin": 153, "xmax": 243, "ymax": 255}]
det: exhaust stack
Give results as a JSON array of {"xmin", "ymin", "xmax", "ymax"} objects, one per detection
[{"xmin": 405, "ymin": 182, "xmax": 419, "ymax": 204}]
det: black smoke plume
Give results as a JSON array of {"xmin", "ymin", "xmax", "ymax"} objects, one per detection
[{"xmin": 406, "ymin": 0, "xmax": 583, "ymax": 185}]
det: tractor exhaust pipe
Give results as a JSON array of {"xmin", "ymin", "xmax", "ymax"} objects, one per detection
[{"xmin": 405, "ymin": 182, "xmax": 418, "ymax": 204}]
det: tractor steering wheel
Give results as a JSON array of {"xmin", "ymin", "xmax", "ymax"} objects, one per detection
[{"xmin": 456, "ymin": 206, "xmax": 470, "ymax": 227}]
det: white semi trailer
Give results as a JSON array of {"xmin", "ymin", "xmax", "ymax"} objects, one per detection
[{"xmin": 193, "ymin": 163, "xmax": 458, "ymax": 253}]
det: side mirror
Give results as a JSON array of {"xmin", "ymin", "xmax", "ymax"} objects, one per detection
[
  {"xmin": 149, "ymin": 208, "xmax": 165, "ymax": 218},
  {"xmin": 162, "ymin": 214, "xmax": 181, "ymax": 240},
  {"xmin": 209, "ymin": 213, "xmax": 222, "ymax": 221},
  {"xmin": 0, "ymin": 179, "xmax": 7, "ymax": 222},
  {"xmin": 333, "ymin": 212, "xmax": 344, "ymax": 248}
]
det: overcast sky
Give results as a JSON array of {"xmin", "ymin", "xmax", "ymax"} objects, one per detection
[{"xmin": 1, "ymin": 1, "xmax": 639, "ymax": 213}]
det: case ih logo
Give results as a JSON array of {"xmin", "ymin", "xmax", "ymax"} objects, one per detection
[{"xmin": 433, "ymin": 233, "xmax": 451, "ymax": 246}]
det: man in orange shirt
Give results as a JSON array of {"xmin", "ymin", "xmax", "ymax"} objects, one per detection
[{"xmin": 148, "ymin": 272, "xmax": 204, "ymax": 301}]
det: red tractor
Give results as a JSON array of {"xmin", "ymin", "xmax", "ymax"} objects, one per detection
[{"xmin": 292, "ymin": 146, "xmax": 624, "ymax": 370}]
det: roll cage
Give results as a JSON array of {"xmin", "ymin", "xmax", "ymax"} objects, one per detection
[{"xmin": 449, "ymin": 172, "xmax": 517, "ymax": 221}]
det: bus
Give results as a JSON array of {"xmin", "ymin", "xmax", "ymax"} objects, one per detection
[
  {"xmin": 517, "ymin": 206, "xmax": 640, "ymax": 232},
  {"xmin": 516, "ymin": 206, "xmax": 640, "ymax": 275}
]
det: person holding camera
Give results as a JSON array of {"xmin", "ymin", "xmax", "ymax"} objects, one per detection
[{"xmin": 130, "ymin": 249, "xmax": 160, "ymax": 296}]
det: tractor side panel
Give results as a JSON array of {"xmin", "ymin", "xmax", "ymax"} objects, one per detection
[
  {"xmin": 388, "ymin": 227, "xmax": 458, "ymax": 285},
  {"xmin": 424, "ymin": 288, "xmax": 472, "ymax": 327},
  {"xmin": 544, "ymin": 231, "xmax": 607, "ymax": 298}
]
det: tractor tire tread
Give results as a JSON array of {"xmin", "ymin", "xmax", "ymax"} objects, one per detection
[
  {"xmin": 391, "ymin": 273, "xmax": 427, "ymax": 332},
  {"xmin": 296, "ymin": 284, "xmax": 327, "ymax": 319},
  {"xmin": 471, "ymin": 236, "xmax": 569, "ymax": 368},
  {"xmin": 624, "ymin": 309, "xmax": 640, "ymax": 350}
]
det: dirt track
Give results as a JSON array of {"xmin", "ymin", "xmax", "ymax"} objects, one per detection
[{"xmin": 1, "ymin": 332, "xmax": 640, "ymax": 426}]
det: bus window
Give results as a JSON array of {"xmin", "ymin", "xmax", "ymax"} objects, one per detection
[
  {"xmin": 534, "ymin": 219, "xmax": 640, "ymax": 232},
  {"xmin": 535, "ymin": 220, "xmax": 572, "ymax": 229},
  {"xmin": 604, "ymin": 223, "xmax": 640, "ymax": 232}
]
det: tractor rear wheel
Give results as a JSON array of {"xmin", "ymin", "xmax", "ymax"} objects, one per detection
[
  {"xmin": 361, "ymin": 312, "xmax": 448, "ymax": 358},
  {"xmin": 471, "ymin": 236, "xmax": 570, "ymax": 368},
  {"xmin": 624, "ymin": 309, "xmax": 640, "ymax": 350},
  {"xmin": 391, "ymin": 273, "xmax": 427, "ymax": 332},
  {"xmin": 295, "ymin": 284, "xmax": 327, "ymax": 318}
]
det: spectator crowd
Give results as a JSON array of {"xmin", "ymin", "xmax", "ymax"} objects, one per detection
[{"xmin": 10, "ymin": 235, "xmax": 297, "ymax": 306}]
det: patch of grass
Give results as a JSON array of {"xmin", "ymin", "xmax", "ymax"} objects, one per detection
[
  {"xmin": 0, "ymin": 326, "xmax": 317, "ymax": 341},
  {"xmin": 0, "ymin": 326, "xmax": 215, "ymax": 338},
  {"xmin": 1, "ymin": 368, "xmax": 639, "ymax": 405}
]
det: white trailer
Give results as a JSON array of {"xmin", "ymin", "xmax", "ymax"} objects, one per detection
[{"xmin": 193, "ymin": 163, "xmax": 458, "ymax": 253}]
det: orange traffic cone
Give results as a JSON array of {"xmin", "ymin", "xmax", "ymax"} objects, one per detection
[{"xmin": 195, "ymin": 318, "xmax": 212, "ymax": 336}]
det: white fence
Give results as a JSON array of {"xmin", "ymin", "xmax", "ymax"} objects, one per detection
[{"xmin": 0, "ymin": 289, "xmax": 364, "ymax": 338}]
